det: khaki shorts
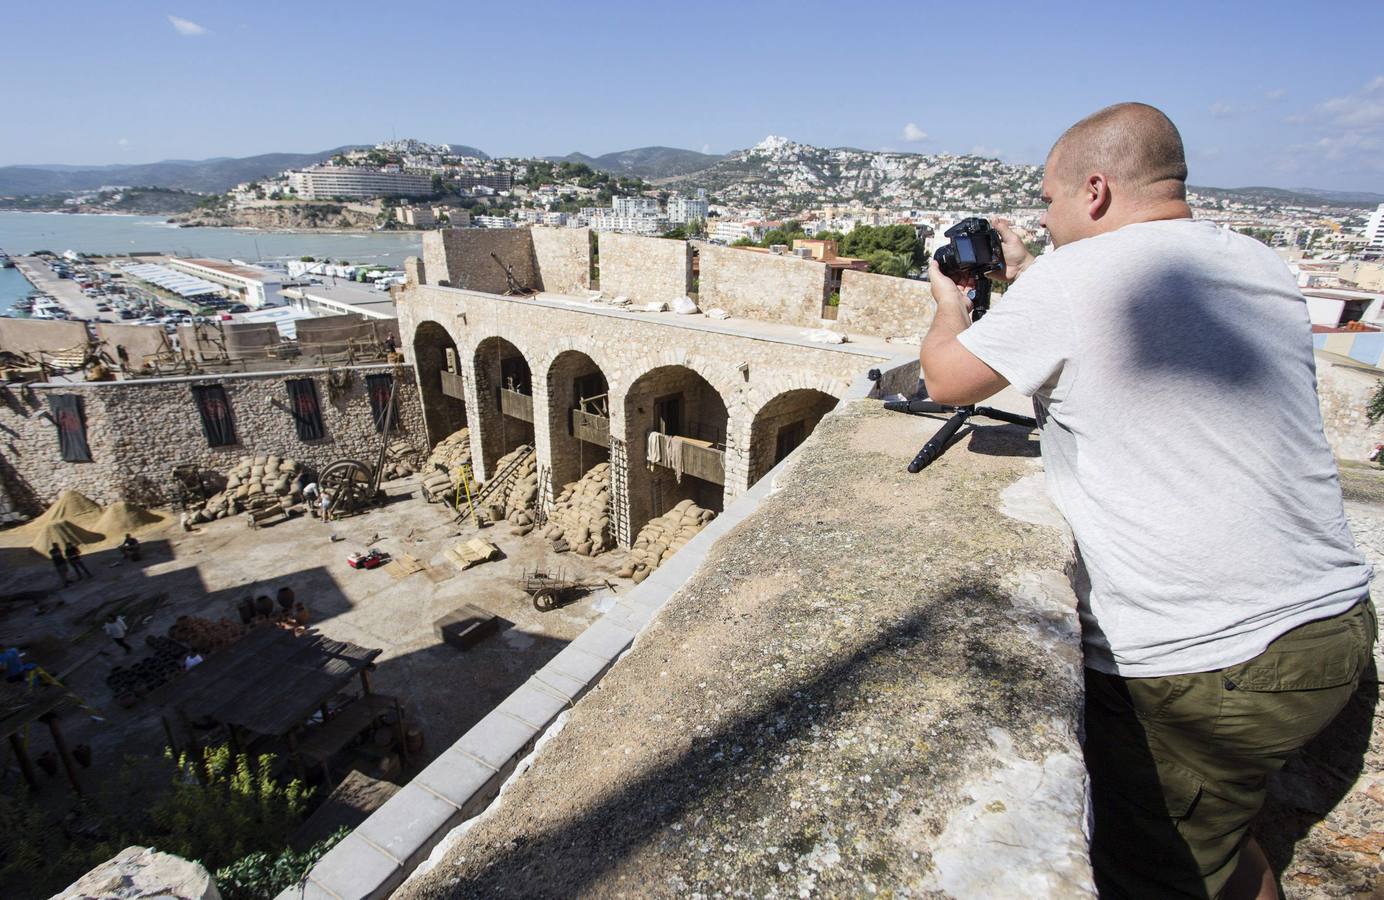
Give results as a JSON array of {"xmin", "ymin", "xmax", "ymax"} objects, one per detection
[{"xmin": 1084, "ymin": 599, "xmax": 1377, "ymax": 899}]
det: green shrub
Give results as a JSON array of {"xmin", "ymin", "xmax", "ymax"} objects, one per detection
[
  {"xmin": 215, "ymin": 827, "xmax": 349, "ymax": 900},
  {"xmin": 1368, "ymin": 379, "xmax": 1384, "ymax": 425}
]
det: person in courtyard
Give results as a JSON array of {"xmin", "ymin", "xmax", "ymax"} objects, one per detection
[
  {"xmin": 119, "ymin": 533, "xmax": 141, "ymax": 561},
  {"xmin": 64, "ymin": 541, "xmax": 92, "ymax": 579},
  {"xmin": 49, "ymin": 542, "xmax": 71, "ymax": 587},
  {"xmin": 919, "ymin": 102, "xmax": 1375, "ymax": 900},
  {"xmin": 103, "ymin": 614, "xmax": 132, "ymax": 654}
]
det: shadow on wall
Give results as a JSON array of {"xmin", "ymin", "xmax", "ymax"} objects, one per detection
[{"xmin": 412, "ymin": 583, "xmax": 1080, "ymax": 898}]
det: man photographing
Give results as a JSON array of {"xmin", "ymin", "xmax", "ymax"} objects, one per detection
[{"xmin": 919, "ymin": 102, "xmax": 1376, "ymax": 899}]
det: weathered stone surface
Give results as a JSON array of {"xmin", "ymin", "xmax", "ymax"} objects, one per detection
[
  {"xmin": 837, "ymin": 267, "xmax": 936, "ymax": 341},
  {"xmin": 530, "ymin": 226, "xmax": 591, "ymax": 294},
  {"xmin": 50, "ymin": 846, "xmax": 220, "ymax": 900},
  {"xmin": 597, "ymin": 232, "xmax": 690, "ymax": 305},
  {"xmin": 395, "ymin": 400, "xmax": 1092, "ymax": 898},
  {"xmin": 0, "ymin": 364, "xmax": 425, "ymax": 514},
  {"xmin": 699, "ymin": 244, "xmax": 829, "ymax": 326},
  {"xmin": 422, "ymin": 229, "xmax": 538, "ymax": 294},
  {"xmin": 1315, "ymin": 353, "xmax": 1384, "ymax": 462}
]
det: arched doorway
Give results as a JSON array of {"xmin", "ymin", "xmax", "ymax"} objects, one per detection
[
  {"xmin": 547, "ymin": 350, "xmax": 611, "ymax": 491},
  {"xmin": 748, "ymin": 389, "xmax": 838, "ymax": 486},
  {"xmin": 623, "ymin": 365, "xmax": 729, "ymax": 536},
  {"xmin": 473, "ymin": 336, "xmax": 534, "ymax": 474},
  {"xmin": 412, "ymin": 321, "xmax": 467, "ymax": 449}
]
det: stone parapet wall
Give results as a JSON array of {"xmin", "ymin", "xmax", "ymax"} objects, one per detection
[
  {"xmin": 421, "ymin": 229, "xmax": 538, "ymax": 294},
  {"xmin": 699, "ymin": 245, "xmax": 828, "ymax": 326},
  {"xmin": 531, "ymin": 226, "xmax": 592, "ymax": 294},
  {"xmin": 596, "ymin": 233, "xmax": 689, "ymax": 304},
  {"xmin": 0, "ymin": 364, "xmax": 424, "ymax": 514},
  {"xmin": 1315, "ymin": 353, "xmax": 1384, "ymax": 461},
  {"xmin": 837, "ymin": 268, "xmax": 936, "ymax": 340}
]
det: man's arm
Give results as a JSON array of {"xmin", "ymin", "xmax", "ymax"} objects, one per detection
[{"xmin": 919, "ymin": 261, "xmax": 1009, "ymax": 405}]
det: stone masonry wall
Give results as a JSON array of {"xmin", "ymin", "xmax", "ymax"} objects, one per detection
[
  {"xmin": 837, "ymin": 268, "xmax": 936, "ymax": 340},
  {"xmin": 597, "ymin": 233, "xmax": 690, "ymax": 305},
  {"xmin": 420, "ymin": 229, "xmax": 538, "ymax": 294},
  {"xmin": 531, "ymin": 226, "xmax": 591, "ymax": 294},
  {"xmin": 699, "ymin": 245, "xmax": 828, "ymax": 326},
  {"xmin": 0, "ymin": 364, "xmax": 424, "ymax": 514},
  {"xmin": 1316, "ymin": 354, "xmax": 1384, "ymax": 461}
]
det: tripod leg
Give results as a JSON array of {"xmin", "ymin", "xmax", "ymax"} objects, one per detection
[{"xmin": 908, "ymin": 408, "xmax": 973, "ymax": 473}]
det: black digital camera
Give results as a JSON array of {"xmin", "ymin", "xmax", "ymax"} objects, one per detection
[{"xmin": 933, "ymin": 217, "xmax": 1005, "ymax": 279}]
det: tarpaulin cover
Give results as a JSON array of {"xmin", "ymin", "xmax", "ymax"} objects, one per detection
[
  {"xmin": 286, "ymin": 378, "xmax": 325, "ymax": 441},
  {"xmin": 365, "ymin": 373, "xmax": 396, "ymax": 433},
  {"xmin": 192, "ymin": 384, "xmax": 237, "ymax": 447},
  {"xmin": 48, "ymin": 394, "xmax": 91, "ymax": 462}
]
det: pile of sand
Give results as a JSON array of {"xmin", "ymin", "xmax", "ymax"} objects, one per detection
[
  {"xmin": 95, "ymin": 500, "xmax": 166, "ymax": 536},
  {"xmin": 29, "ymin": 518, "xmax": 104, "ymax": 554},
  {"xmin": 25, "ymin": 489, "xmax": 103, "ymax": 529}
]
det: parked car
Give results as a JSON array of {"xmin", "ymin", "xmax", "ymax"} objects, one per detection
[{"xmin": 229, "ymin": 303, "xmax": 251, "ymax": 313}]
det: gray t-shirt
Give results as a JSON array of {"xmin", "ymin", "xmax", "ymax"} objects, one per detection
[{"xmin": 957, "ymin": 218, "xmax": 1371, "ymax": 677}]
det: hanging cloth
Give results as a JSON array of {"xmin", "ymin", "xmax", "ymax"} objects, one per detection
[
  {"xmin": 192, "ymin": 384, "xmax": 237, "ymax": 447},
  {"xmin": 48, "ymin": 394, "xmax": 91, "ymax": 462},
  {"xmin": 286, "ymin": 378, "xmax": 325, "ymax": 441}
]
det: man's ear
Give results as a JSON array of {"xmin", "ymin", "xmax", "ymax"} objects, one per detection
[{"xmin": 1086, "ymin": 173, "xmax": 1112, "ymax": 220}]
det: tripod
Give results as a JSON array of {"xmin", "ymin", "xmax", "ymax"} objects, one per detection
[{"xmin": 885, "ymin": 278, "xmax": 1037, "ymax": 473}]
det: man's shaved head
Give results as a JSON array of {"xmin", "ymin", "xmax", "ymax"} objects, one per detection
[{"xmin": 1047, "ymin": 103, "xmax": 1188, "ymax": 201}]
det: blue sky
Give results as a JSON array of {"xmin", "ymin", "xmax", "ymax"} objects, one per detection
[{"xmin": 5, "ymin": 0, "xmax": 1384, "ymax": 192}]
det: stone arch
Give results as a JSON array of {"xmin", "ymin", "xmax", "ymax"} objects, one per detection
[
  {"xmin": 412, "ymin": 320, "xmax": 467, "ymax": 449},
  {"xmin": 546, "ymin": 350, "xmax": 612, "ymax": 492},
  {"xmin": 747, "ymin": 388, "xmax": 840, "ymax": 486},
  {"xmin": 473, "ymin": 335, "xmax": 536, "ymax": 474},
  {"xmin": 622, "ymin": 364, "xmax": 731, "ymax": 538}
]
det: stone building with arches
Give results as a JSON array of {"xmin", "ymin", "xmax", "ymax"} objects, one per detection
[{"xmin": 399, "ymin": 227, "xmax": 915, "ymax": 545}]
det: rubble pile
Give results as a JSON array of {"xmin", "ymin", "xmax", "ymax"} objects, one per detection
[
  {"xmin": 541, "ymin": 462, "xmax": 614, "ymax": 556},
  {"xmin": 190, "ymin": 455, "xmax": 301, "ymax": 524},
  {"xmin": 618, "ymin": 499, "xmax": 716, "ymax": 582}
]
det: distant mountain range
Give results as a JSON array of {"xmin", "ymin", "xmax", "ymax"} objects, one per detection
[
  {"xmin": 0, "ymin": 147, "xmax": 368, "ymax": 197},
  {"xmin": 546, "ymin": 146, "xmax": 723, "ymax": 179},
  {"xmin": 1187, "ymin": 184, "xmax": 1383, "ymax": 209}
]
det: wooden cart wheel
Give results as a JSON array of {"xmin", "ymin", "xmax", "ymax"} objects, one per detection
[
  {"xmin": 319, "ymin": 459, "xmax": 374, "ymax": 516},
  {"xmin": 532, "ymin": 588, "xmax": 559, "ymax": 612}
]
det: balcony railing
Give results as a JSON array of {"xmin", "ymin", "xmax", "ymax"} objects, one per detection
[
  {"xmin": 572, "ymin": 409, "xmax": 610, "ymax": 447},
  {"xmin": 440, "ymin": 369, "xmax": 466, "ymax": 401},
  {"xmin": 648, "ymin": 432, "xmax": 725, "ymax": 485},
  {"xmin": 499, "ymin": 388, "xmax": 534, "ymax": 422}
]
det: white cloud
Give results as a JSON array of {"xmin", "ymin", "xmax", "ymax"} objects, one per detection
[
  {"xmin": 1210, "ymin": 102, "xmax": 1236, "ymax": 120},
  {"xmin": 117, "ymin": 138, "xmax": 130, "ymax": 147},
  {"xmin": 901, "ymin": 122, "xmax": 928, "ymax": 143},
  {"xmin": 701, "ymin": 143, "xmax": 711, "ymax": 154},
  {"xmin": 1318, "ymin": 74, "xmax": 1384, "ymax": 128},
  {"xmin": 167, "ymin": 15, "xmax": 208, "ymax": 36},
  {"xmin": 1264, "ymin": 88, "xmax": 1286, "ymax": 102}
]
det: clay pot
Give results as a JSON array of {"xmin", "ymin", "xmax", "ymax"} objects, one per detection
[{"xmin": 294, "ymin": 604, "xmax": 311, "ymax": 626}]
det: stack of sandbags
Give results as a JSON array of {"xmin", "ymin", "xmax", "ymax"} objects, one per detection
[
  {"xmin": 381, "ymin": 439, "xmax": 422, "ymax": 481},
  {"xmin": 618, "ymin": 499, "xmax": 716, "ymax": 583},
  {"xmin": 540, "ymin": 463, "xmax": 613, "ymax": 556},
  {"xmin": 495, "ymin": 446, "xmax": 539, "ymax": 530},
  {"xmin": 426, "ymin": 427, "xmax": 472, "ymax": 474},
  {"xmin": 191, "ymin": 455, "xmax": 301, "ymax": 523}
]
